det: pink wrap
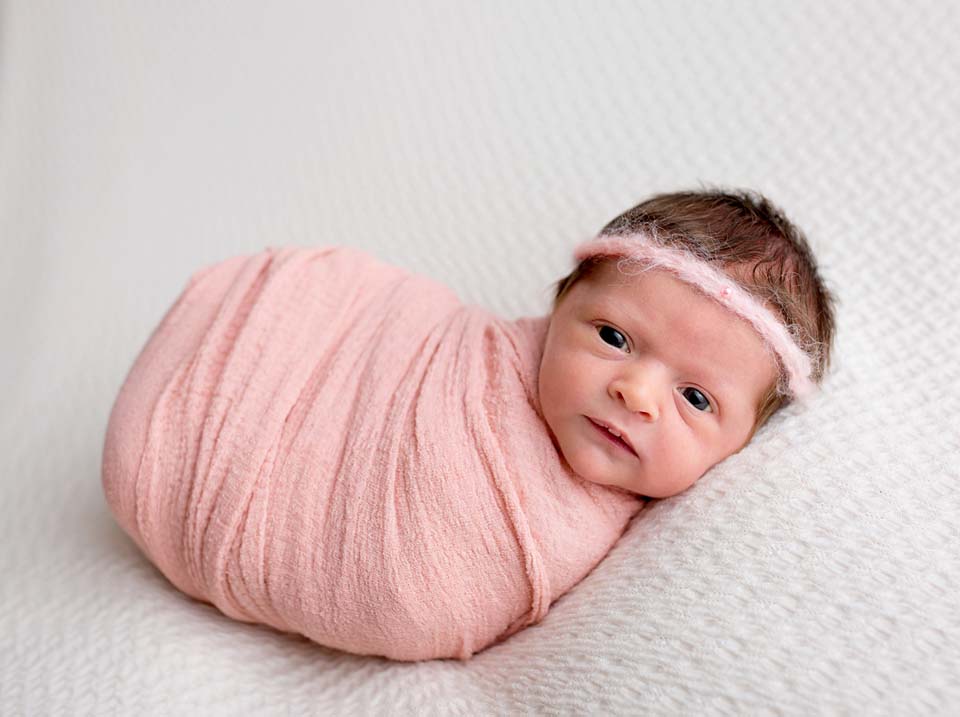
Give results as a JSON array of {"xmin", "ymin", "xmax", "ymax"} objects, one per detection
[{"xmin": 101, "ymin": 245, "xmax": 643, "ymax": 661}]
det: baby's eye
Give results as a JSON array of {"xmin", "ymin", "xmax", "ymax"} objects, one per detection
[
  {"xmin": 597, "ymin": 325, "xmax": 628, "ymax": 351},
  {"xmin": 680, "ymin": 387, "xmax": 712, "ymax": 412}
]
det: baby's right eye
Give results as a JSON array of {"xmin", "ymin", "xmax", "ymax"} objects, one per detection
[{"xmin": 597, "ymin": 325, "xmax": 628, "ymax": 351}]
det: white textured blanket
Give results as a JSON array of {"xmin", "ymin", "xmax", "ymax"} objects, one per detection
[{"xmin": 2, "ymin": 1, "xmax": 958, "ymax": 714}]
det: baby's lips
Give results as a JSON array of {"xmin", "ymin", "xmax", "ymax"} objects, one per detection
[{"xmin": 589, "ymin": 416, "xmax": 639, "ymax": 457}]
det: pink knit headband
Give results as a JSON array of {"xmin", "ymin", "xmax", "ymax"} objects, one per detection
[{"xmin": 573, "ymin": 232, "xmax": 816, "ymax": 400}]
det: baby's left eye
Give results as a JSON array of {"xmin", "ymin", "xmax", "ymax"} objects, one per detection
[{"xmin": 680, "ymin": 387, "xmax": 712, "ymax": 412}]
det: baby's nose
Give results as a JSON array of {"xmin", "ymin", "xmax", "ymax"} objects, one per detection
[{"xmin": 610, "ymin": 371, "xmax": 662, "ymax": 421}]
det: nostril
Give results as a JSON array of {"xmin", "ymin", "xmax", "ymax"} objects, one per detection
[
  {"xmin": 634, "ymin": 404, "xmax": 658, "ymax": 421},
  {"xmin": 610, "ymin": 378, "xmax": 660, "ymax": 418}
]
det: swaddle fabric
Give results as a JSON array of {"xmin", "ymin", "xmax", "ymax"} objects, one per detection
[{"xmin": 101, "ymin": 245, "xmax": 644, "ymax": 661}]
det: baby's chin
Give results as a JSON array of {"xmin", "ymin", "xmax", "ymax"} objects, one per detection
[
  {"xmin": 560, "ymin": 444, "xmax": 640, "ymax": 494},
  {"xmin": 544, "ymin": 416, "xmax": 647, "ymax": 495},
  {"xmin": 562, "ymin": 446, "xmax": 698, "ymax": 500}
]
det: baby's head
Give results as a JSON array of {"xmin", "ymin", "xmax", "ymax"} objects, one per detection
[{"xmin": 538, "ymin": 189, "xmax": 836, "ymax": 498}]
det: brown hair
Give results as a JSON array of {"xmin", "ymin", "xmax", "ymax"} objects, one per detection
[{"xmin": 551, "ymin": 189, "xmax": 837, "ymax": 434}]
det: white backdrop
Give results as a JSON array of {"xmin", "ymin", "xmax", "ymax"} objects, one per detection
[{"xmin": 2, "ymin": 1, "xmax": 958, "ymax": 714}]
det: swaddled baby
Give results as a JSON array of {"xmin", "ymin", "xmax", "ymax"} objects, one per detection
[{"xmin": 101, "ymin": 189, "xmax": 836, "ymax": 661}]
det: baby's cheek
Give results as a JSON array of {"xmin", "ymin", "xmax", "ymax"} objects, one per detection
[
  {"xmin": 539, "ymin": 351, "xmax": 580, "ymax": 416},
  {"xmin": 660, "ymin": 439, "xmax": 711, "ymax": 494},
  {"xmin": 537, "ymin": 373, "xmax": 560, "ymax": 429}
]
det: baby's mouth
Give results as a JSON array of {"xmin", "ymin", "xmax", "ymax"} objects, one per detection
[{"xmin": 587, "ymin": 417, "xmax": 638, "ymax": 456}]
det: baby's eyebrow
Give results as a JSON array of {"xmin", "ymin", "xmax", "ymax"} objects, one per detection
[{"xmin": 681, "ymin": 357, "xmax": 731, "ymax": 394}]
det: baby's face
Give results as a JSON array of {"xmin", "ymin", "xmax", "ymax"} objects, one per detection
[{"xmin": 538, "ymin": 262, "xmax": 778, "ymax": 498}]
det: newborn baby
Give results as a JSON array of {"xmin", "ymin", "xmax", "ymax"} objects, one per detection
[{"xmin": 101, "ymin": 189, "xmax": 836, "ymax": 662}]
